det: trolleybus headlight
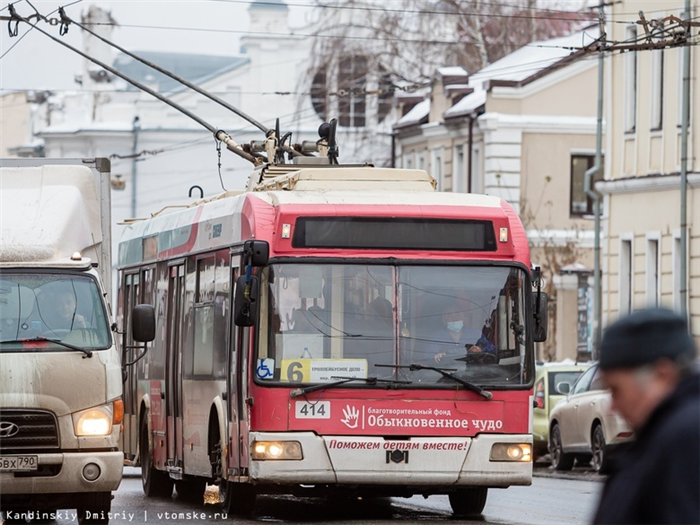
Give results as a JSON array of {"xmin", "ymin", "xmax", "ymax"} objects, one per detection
[
  {"xmin": 489, "ymin": 443, "xmax": 532, "ymax": 462},
  {"xmin": 72, "ymin": 404, "xmax": 114, "ymax": 436},
  {"xmin": 251, "ymin": 441, "xmax": 303, "ymax": 460}
]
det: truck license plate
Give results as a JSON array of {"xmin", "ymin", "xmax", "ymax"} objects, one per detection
[{"xmin": 0, "ymin": 455, "xmax": 38, "ymax": 471}]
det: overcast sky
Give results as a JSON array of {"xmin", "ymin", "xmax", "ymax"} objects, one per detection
[{"xmin": 0, "ymin": 0, "xmax": 312, "ymax": 92}]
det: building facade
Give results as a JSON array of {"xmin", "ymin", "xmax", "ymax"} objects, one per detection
[
  {"xmin": 598, "ymin": 0, "xmax": 699, "ymax": 347},
  {"xmin": 394, "ymin": 29, "xmax": 601, "ymax": 361}
]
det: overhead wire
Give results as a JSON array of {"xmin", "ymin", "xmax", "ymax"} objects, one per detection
[
  {"xmin": 210, "ymin": 0, "xmax": 601, "ymax": 21},
  {"xmin": 60, "ymin": 8, "xmax": 271, "ymax": 135},
  {"xmin": 0, "ymin": 0, "xmax": 83, "ymax": 61},
  {"xmin": 4, "ymin": 5, "xmax": 258, "ymax": 163}
]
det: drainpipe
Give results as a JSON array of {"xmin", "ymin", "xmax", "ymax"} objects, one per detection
[
  {"xmin": 679, "ymin": 0, "xmax": 691, "ymax": 318},
  {"xmin": 130, "ymin": 115, "xmax": 140, "ymax": 218},
  {"xmin": 584, "ymin": 5, "xmax": 605, "ymax": 359},
  {"xmin": 391, "ymin": 131, "xmax": 396, "ymax": 168},
  {"xmin": 467, "ymin": 114, "xmax": 474, "ymax": 193}
]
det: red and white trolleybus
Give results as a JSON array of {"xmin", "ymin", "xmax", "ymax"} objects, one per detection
[{"xmin": 117, "ymin": 156, "xmax": 548, "ymax": 516}]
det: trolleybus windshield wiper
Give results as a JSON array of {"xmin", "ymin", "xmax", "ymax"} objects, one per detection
[
  {"xmin": 289, "ymin": 376, "xmax": 412, "ymax": 398},
  {"xmin": 1, "ymin": 337, "xmax": 93, "ymax": 358},
  {"xmin": 376, "ymin": 363, "xmax": 492, "ymax": 400}
]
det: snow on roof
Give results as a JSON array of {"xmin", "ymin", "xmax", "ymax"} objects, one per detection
[
  {"xmin": 113, "ymin": 52, "xmax": 249, "ymax": 94},
  {"xmin": 437, "ymin": 66, "xmax": 468, "ymax": 77},
  {"xmin": 394, "ymin": 98, "xmax": 430, "ymax": 128},
  {"xmin": 446, "ymin": 26, "xmax": 598, "ymax": 118}
]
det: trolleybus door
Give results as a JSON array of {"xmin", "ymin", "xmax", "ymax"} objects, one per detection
[
  {"xmin": 226, "ymin": 265, "xmax": 241, "ymax": 476},
  {"xmin": 121, "ymin": 271, "xmax": 140, "ymax": 461},
  {"xmin": 166, "ymin": 262, "xmax": 186, "ymax": 471}
]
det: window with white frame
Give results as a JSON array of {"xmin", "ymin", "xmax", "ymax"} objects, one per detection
[
  {"xmin": 471, "ymin": 144, "xmax": 482, "ymax": 194},
  {"xmin": 672, "ymin": 232, "xmax": 686, "ymax": 311},
  {"xmin": 453, "ymin": 145, "xmax": 465, "ymax": 193},
  {"xmin": 625, "ymin": 26, "xmax": 638, "ymax": 132},
  {"xmin": 431, "ymin": 148, "xmax": 443, "ymax": 190},
  {"xmin": 620, "ymin": 237, "xmax": 633, "ymax": 314},
  {"xmin": 404, "ymin": 152, "xmax": 414, "ymax": 169},
  {"xmin": 651, "ymin": 50, "xmax": 664, "ymax": 130},
  {"xmin": 570, "ymin": 154, "xmax": 604, "ymax": 216},
  {"xmin": 646, "ymin": 235, "xmax": 660, "ymax": 307}
]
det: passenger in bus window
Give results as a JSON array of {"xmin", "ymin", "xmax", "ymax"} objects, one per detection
[{"xmin": 468, "ymin": 309, "xmax": 498, "ymax": 355}]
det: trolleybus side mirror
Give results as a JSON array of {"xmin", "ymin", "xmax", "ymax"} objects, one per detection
[
  {"xmin": 234, "ymin": 274, "xmax": 260, "ymax": 327},
  {"xmin": 244, "ymin": 240, "xmax": 269, "ymax": 267},
  {"xmin": 132, "ymin": 304, "xmax": 156, "ymax": 343},
  {"xmin": 532, "ymin": 292, "xmax": 548, "ymax": 343},
  {"xmin": 122, "ymin": 304, "xmax": 156, "ymax": 380}
]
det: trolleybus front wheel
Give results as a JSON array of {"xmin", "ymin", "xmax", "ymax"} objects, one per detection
[
  {"xmin": 448, "ymin": 487, "xmax": 488, "ymax": 516},
  {"xmin": 219, "ymin": 480, "xmax": 256, "ymax": 516},
  {"xmin": 139, "ymin": 413, "xmax": 174, "ymax": 497}
]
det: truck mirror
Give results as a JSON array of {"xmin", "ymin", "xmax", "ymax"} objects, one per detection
[
  {"xmin": 234, "ymin": 275, "xmax": 259, "ymax": 327},
  {"xmin": 244, "ymin": 240, "xmax": 269, "ymax": 267},
  {"xmin": 132, "ymin": 304, "xmax": 156, "ymax": 342},
  {"xmin": 532, "ymin": 292, "xmax": 548, "ymax": 343}
]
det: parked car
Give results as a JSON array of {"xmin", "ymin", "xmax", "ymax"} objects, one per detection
[
  {"xmin": 548, "ymin": 362, "xmax": 633, "ymax": 472},
  {"xmin": 532, "ymin": 362, "xmax": 590, "ymax": 458}
]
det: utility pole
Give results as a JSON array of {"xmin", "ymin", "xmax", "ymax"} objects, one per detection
[
  {"xmin": 679, "ymin": 0, "xmax": 691, "ymax": 318},
  {"xmin": 130, "ymin": 116, "xmax": 140, "ymax": 219},
  {"xmin": 584, "ymin": 2, "xmax": 605, "ymax": 359}
]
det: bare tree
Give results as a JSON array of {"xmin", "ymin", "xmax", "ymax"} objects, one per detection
[{"xmin": 298, "ymin": 0, "xmax": 593, "ymax": 160}]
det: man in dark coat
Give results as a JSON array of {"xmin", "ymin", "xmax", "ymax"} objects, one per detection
[{"xmin": 592, "ymin": 308, "xmax": 699, "ymax": 525}]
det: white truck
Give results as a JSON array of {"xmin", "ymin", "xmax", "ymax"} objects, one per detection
[{"xmin": 0, "ymin": 158, "xmax": 122, "ymax": 524}]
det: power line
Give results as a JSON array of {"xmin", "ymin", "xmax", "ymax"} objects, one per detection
[
  {"xmin": 60, "ymin": 8, "xmax": 270, "ymax": 135},
  {"xmin": 211, "ymin": 0, "xmax": 601, "ymax": 23},
  {"xmin": 3, "ymin": 9, "xmax": 258, "ymax": 164}
]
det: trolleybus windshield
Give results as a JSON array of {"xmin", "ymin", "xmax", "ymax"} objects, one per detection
[{"xmin": 256, "ymin": 264, "xmax": 531, "ymax": 388}]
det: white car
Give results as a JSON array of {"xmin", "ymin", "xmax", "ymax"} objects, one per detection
[{"xmin": 548, "ymin": 362, "xmax": 633, "ymax": 472}]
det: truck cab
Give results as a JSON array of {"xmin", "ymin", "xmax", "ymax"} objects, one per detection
[{"xmin": 0, "ymin": 159, "xmax": 123, "ymax": 525}]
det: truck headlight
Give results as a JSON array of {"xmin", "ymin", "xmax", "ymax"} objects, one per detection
[
  {"xmin": 251, "ymin": 441, "xmax": 303, "ymax": 460},
  {"xmin": 490, "ymin": 443, "xmax": 532, "ymax": 462},
  {"xmin": 73, "ymin": 404, "xmax": 114, "ymax": 436}
]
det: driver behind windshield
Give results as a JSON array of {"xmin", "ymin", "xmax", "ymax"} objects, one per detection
[
  {"xmin": 36, "ymin": 288, "xmax": 87, "ymax": 336},
  {"xmin": 428, "ymin": 303, "xmax": 496, "ymax": 364}
]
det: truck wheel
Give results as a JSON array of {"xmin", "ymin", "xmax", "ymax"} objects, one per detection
[
  {"xmin": 139, "ymin": 414, "xmax": 173, "ymax": 497},
  {"xmin": 77, "ymin": 492, "xmax": 111, "ymax": 524},
  {"xmin": 550, "ymin": 423, "xmax": 575, "ymax": 471},
  {"xmin": 449, "ymin": 487, "xmax": 488, "ymax": 516}
]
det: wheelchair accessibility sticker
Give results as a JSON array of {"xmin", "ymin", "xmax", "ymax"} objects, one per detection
[{"xmin": 256, "ymin": 358, "xmax": 275, "ymax": 379}]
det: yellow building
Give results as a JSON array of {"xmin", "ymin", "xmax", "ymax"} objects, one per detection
[
  {"xmin": 599, "ymin": 1, "xmax": 699, "ymax": 348},
  {"xmin": 394, "ymin": 29, "xmax": 601, "ymax": 362}
]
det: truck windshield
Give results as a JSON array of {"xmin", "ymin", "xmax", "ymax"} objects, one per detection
[
  {"xmin": 0, "ymin": 274, "xmax": 111, "ymax": 350},
  {"xmin": 256, "ymin": 263, "xmax": 532, "ymax": 389}
]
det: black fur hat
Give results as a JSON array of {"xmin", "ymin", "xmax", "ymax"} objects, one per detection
[{"xmin": 600, "ymin": 308, "xmax": 696, "ymax": 370}]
